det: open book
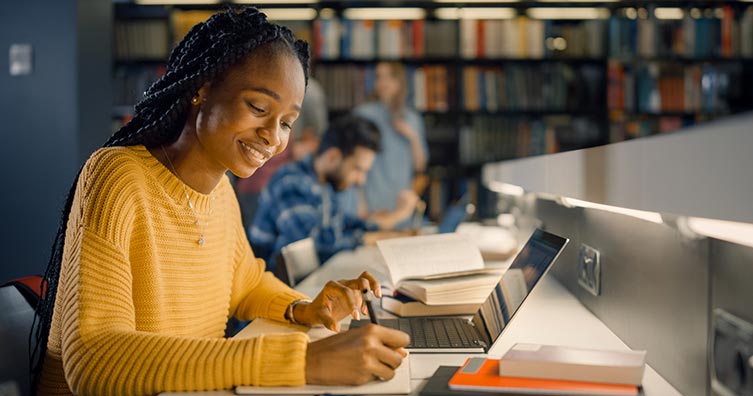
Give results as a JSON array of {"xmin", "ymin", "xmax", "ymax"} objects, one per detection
[{"xmin": 376, "ymin": 233, "xmax": 505, "ymax": 305}]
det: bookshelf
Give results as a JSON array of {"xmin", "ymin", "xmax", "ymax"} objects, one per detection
[{"xmin": 112, "ymin": 1, "xmax": 753, "ymax": 218}]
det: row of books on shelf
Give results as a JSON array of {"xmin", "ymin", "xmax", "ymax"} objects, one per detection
[
  {"xmin": 458, "ymin": 116, "xmax": 603, "ymax": 165},
  {"xmin": 316, "ymin": 63, "xmax": 605, "ymax": 113},
  {"xmin": 114, "ymin": 19, "xmax": 170, "ymax": 60},
  {"xmin": 315, "ymin": 63, "xmax": 455, "ymax": 112},
  {"xmin": 462, "ymin": 64, "xmax": 604, "ymax": 112},
  {"xmin": 609, "ymin": 116, "xmax": 697, "ymax": 142},
  {"xmin": 609, "ymin": 6, "xmax": 753, "ymax": 59},
  {"xmin": 460, "ymin": 19, "xmax": 606, "ymax": 59},
  {"xmin": 114, "ymin": 7, "xmax": 753, "ymax": 62},
  {"xmin": 608, "ymin": 61, "xmax": 746, "ymax": 113},
  {"xmin": 315, "ymin": 19, "xmax": 457, "ymax": 60},
  {"xmin": 314, "ymin": 17, "xmax": 608, "ymax": 60}
]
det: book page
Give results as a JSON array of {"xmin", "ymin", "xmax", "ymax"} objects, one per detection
[{"xmin": 377, "ymin": 233, "xmax": 485, "ymax": 286}]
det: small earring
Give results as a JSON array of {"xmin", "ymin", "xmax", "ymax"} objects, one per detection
[{"xmin": 191, "ymin": 96, "xmax": 201, "ymax": 105}]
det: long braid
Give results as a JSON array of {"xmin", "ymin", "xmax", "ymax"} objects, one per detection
[{"xmin": 30, "ymin": 7, "xmax": 309, "ymax": 393}]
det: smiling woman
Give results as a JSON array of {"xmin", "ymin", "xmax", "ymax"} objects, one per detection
[{"xmin": 32, "ymin": 7, "xmax": 408, "ymax": 396}]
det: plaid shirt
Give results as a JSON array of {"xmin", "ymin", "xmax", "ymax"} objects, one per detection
[{"xmin": 249, "ymin": 156, "xmax": 377, "ymax": 271}]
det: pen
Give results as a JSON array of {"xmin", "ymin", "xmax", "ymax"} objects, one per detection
[{"xmin": 363, "ymin": 289, "xmax": 380, "ymax": 325}]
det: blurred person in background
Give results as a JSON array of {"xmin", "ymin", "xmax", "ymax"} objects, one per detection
[
  {"xmin": 249, "ymin": 114, "xmax": 417, "ymax": 272},
  {"xmin": 341, "ymin": 61, "xmax": 428, "ymax": 227}
]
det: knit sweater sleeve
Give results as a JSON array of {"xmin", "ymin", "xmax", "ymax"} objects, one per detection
[
  {"xmin": 230, "ymin": 217, "xmax": 310, "ymax": 322},
  {"xmin": 56, "ymin": 149, "xmax": 309, "ymax": 395}
]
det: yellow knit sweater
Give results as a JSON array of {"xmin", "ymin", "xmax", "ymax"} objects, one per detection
[{"xmin": 38, "ymin": 145, "xmax": 310, "ymax": 396}]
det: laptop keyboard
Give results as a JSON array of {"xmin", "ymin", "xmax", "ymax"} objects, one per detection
[{"xmin": 397, "ymin": 318, "xmax": 480, "ymax": 348}]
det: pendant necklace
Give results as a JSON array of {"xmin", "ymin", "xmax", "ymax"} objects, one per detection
[{"xmin": 161, "ymin": 146, "xmax": 212, "ymax": 246}]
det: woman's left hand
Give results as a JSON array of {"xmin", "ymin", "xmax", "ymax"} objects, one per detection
[{"xmin": 295, "ymin": 271, "xmax": 381, "ymax": 332}]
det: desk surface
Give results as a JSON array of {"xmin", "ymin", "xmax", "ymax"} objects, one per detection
[
  {"xmin": 164, "ymin": 246, "xmax": 682, "ymax": 396},
  {"xmin": 295, "ymin": 246, "xmax": 682, "ymax": 396}
]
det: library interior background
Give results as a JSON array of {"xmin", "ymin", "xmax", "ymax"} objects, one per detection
[{"xmin": 3, "ymin": 0, "xmax": 753, "ymax": 287}]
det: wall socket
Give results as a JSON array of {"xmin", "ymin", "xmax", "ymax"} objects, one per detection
[
  {"xmin": 577, "ymin": 244, "xmax": 601, "ymax": 296},
  {"xmin": 712, "ymin": 309, "xmax": 753, "ymax": 396}
]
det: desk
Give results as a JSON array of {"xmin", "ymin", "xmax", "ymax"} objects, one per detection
[{"xmin": 164, "ymin": 246, "xmax": 682, "ymax": 395}]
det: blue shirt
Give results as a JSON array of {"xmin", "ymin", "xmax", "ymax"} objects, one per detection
[
  {"xmin": 249, "ymin": 156, "xmax": 377, "ymax": 271},
  {"xmin": 353, "ymin": 102, "xmax": 428, "ymax": 212}
]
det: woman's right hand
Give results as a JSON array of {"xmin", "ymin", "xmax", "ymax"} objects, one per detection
[{"xmin": 305, "ymin": 324, "xmax": 410, "ymax": 385}]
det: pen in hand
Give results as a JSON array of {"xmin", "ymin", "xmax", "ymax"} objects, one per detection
[{"xmin": 363, "ymin": 289, "xmax": 380, "ymax": 325}]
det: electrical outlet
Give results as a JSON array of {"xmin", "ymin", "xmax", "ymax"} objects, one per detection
[
  {"xmin": 712, "ymin": 309, "xmax": 753, "ymax": 396},
  {"xmin": 577, "ymin": 244, "xmax": 601, "ymax": 296}
]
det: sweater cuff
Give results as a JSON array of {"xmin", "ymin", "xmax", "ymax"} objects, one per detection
[
  {"xmin": 267, "ymin": 290, "xmax": 311, "ymax": 322},
  {"xmin": 253, "ymin": 332, "xmax": 309, "ymax": 386}
]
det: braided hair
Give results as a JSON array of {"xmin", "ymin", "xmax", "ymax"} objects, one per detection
[{"xmin": 30, "ymin": 7, "xmax": 309, "ymax": 392}]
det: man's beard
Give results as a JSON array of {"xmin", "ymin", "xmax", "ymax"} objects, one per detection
[{"xmin": 325, "ymin": 168, "xmax": 347, "ymax": 192}]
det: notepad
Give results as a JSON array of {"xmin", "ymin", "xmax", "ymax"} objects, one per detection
[
  {"xmin": 232, "ymin": 319, "xmax": 411, "ymax": 395},
  {"xmin": 234, "ymin": 359, "xmax": 411, "ymax": 395}
]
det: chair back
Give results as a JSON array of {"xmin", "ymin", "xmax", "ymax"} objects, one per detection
[
  {"xmin": 281, "ymin": 238, "xmax": 320, "ymax": 287},
  {"xmin": 1, "ymin": 276, "xmax": 43, "ymax": 396}
]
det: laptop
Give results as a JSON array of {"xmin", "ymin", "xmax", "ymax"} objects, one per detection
[
  {"xmin": 351, "ymin": 228, "xmax": 569, "ymax": 353},
  {"xmin": 437, "ymin": 194, "xmax": 474, "ymax": 234}
]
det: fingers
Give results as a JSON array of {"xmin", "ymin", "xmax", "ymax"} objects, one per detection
[
  {"xmin": 320, "ymin": 313, "xmax": 340, "ymax": 332},
  {"xmin": 322, "ymin": 271, "xmax": 382, "ymax": 321},
  {"xmin": 328, "ymin": 280, "xmax": 361, "ymax": 310},
  {"xmin": 363, "ymin": 326, "xmax": 408, "ymax": 381},
  {"xmin": 358, "ymin": 271, "xmax": 381, "ymax": 298},
  {"xmin": 369, "ymin": 360, "xmax": 399, "ymax": 381},
  {"xmin": 377, "ymin": 326, "xmax": 411, "ymax": 349}
]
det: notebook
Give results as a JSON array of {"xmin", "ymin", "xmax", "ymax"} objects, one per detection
[
  {"xmin": 232, "ymin": 319, "xmax": 411, "ymax": 395},
  {"xmin": 351, "ymin": 228, "xmax": 569, "ymax": 353}
]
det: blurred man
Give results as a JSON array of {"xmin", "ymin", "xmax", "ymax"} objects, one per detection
[{"xmin": 249, "ymin": 115, "xmax": 418, "ymax": 271}]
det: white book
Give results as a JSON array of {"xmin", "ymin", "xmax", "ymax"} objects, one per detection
[
  {"xmin": 742, "ymin": 8, "xmax": 753, "ymax": 57},
  {"xmin": 397, "ymin": 273, "xmax": 503, "ymax": 305},
  {"xmin": 501, "ymin": 19, "xmax": 519, "ymax": 58},
  {"xmin": 498, "ymin": 343, "xmax": 647, "ymax": 386},
  {"xmin": 526, "ymin": 19, "xmax": 545, "ymax": 59},
  {"xmin": 376, "ymin": 234, "xmax": 505, "ymax": 305},
  {"xmin": 460, "ymin": 19, "xmax": 477, "ymax": 59},
  {"xmin": 413, "ymin": 67, "xmax": 427, "ymax": 111},
  {"xmin": 381, "ymin": 293, "xmax": 480, "ymax": 317}
]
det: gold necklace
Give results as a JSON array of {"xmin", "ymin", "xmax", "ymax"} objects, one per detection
[{"xmin": 161, "ymin": 146, "xmax": 212, "ymax": 246}]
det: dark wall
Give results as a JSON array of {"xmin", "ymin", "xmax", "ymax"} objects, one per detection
[{"xmin": 0, "ymin": 0, "xmax": 111, "ymax": 283}]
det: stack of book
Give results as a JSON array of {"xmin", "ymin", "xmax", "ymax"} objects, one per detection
[
  {"xmin": 421, "ymin": 343, "xmax": 647, "ymax": 396},
  {"xmin": 375, "ymin": 233, "xmax": 505, "ymax": 317}
]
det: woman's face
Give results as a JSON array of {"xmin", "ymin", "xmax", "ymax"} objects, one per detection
[
  {"xmin": 194, "ymin": 45, "xmax": 306, "ymax": 179},
  {"xmin": 374, "ymin": 63, "xmax": 400, "ymax": 105}
]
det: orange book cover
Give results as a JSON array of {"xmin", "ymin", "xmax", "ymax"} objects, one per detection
[{"xmin": 448, "ymin": 357, "xmax": 639, "ymax": 396}]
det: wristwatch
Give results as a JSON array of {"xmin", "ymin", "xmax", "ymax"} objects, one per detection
[{"xmin": 285, "ymin": 299, "xmax": 312, "ymax": 324}]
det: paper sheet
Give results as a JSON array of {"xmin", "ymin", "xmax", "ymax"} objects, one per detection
[{"xmin": 233, "ymin": 319, "xmax": 412, "ymax": 395}]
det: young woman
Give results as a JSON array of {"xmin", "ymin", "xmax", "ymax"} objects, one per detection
[
  {"xmin": 352, "ymin": 62, "xmax": 429, "ymax": 217},
  {"xmin": 32, "ymin": 8, "xmax": 408, "ymax": 396}
]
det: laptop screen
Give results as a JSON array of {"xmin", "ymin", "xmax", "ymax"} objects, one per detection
[
  {"xmin": 472, "ymin": 229, "xmax": 569, "ymax": 348},
  {"xmin": 438, "ymin": 195, "xmax": 471, "ymax": 233}
]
